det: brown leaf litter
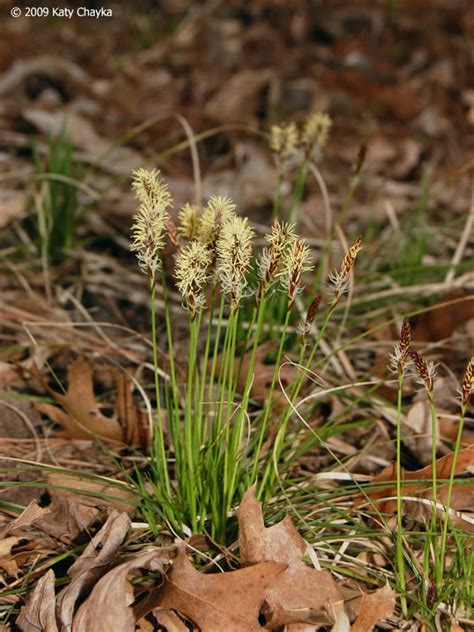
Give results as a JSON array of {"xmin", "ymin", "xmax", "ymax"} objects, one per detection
[
  {"xmin": 356, "ymin": 444, "xmax": 474, "ymax": 526},
  {"xmin": 13, "ymin": 489, "xmax": 396, "ymax": 631},
  {"xmin": 33, "ymin": 358, "xmax": 150, "ymax": 447}
]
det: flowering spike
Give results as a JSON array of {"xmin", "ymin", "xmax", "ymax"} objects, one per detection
[
  {"xmin": 270, "ymin": 122, "xmax": 299, "ymax": 160},
  {"xmin": 329, "ymin": 236, "xmax": 362, "ymax": 296},
  {"xmin": 461, "ymin": 357, "xmax": 474, "ymax": 407},
  {"xmin": 389, "ymin": 317, "xmax": 412, "ymax": 375},
  {"xmin": 280, "ymin": 238, "xmax": 313, "ymax": 307},
  {"xmin": 301, "ymin": 112, "xmax": 332, "ymax": 152},
  {"xmin": 216, "ymin": 215, "xmax": 254, "ymax": 307},
  {"xmin": 408, "ymin": 347, "xmax": 436, "ymax": 393},
  {"xmin": 130, "ymin": 168, "xmax": 173, "ymax": 282},
  {"xmin": 174, "ymin": 241, "xmax": 211, "ymax": 319},
  {"xmin": 178, "ymin": 203, "xmax": 201, "ymax": 241}
]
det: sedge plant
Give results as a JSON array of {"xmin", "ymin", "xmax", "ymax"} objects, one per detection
[{"xmin": 129, "ymin": 167, "xmax": 363, "ymax": 542}]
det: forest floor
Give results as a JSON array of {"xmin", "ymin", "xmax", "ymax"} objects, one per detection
[{"xmin": 0, "ymin": 1, "xmax": 473, "ymax": 630}]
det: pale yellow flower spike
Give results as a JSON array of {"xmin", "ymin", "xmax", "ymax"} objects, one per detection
[
  {"xmin": 302, "ymin": 112, "xmax": 332, "ymax": 151},
  {"xmin": 280, "ymin": 238, "xmax": 313, "ymax": 305},
  {"xmin": 198, "ymin": 195, "xmax": 237, "ymax": 251},
  {"xmin": 174, "ymin": 241, "xmax": 212, "ymax": 318},
  {"xmin": 130, "ymin": 168, "xmax": 173, "ymax": 282},
  {"xmin": 216, "ymin": 215, "xmax": 254, "ymax": 306},
  {"xmin": 270, "ymin": 122, "xmax": 299, "ymax": 160},
  {"xmin": 178, "ymin": 203, "xmax": 201, "ymax": 241}
]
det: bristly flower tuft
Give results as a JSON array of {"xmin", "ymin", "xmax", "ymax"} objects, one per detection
[
  {"xmin": 270, "ymin": 123, "xmax": 299, "ymax": 160},
  {"xmin": 174, "ymin": 241, "xmax": 211, "ymax": 319},
  {"xmin": 130, "ymin": 168, "xmax": 173, "ymax": 283},
  {"xmin": 460, "ymin": 357, "xmax": 474, "ymax": 407},
  {"xmin": 329, "ymin": 236, "xmax": 362, "ymax": 297},
  {"xmin": 216, "ymin": 216, "xmax": 254, "ymax": 307},
  {"xmin": 178, "ymin": 203, "xmax": 201, "ymax": 241},
  {"xmin": 408, "ymin": 347, "xmax": 437, "ymax": 393},
  {"xmin": 279, "ymin": 238, "xmax": 313, "ymax": 307}
]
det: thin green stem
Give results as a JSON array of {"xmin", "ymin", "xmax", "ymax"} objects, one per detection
[
  {"xmin": 439, "ymin": 403, "xmax": 466, "ymax": 586},
  {"xmin": 396, "ymin": 370, "xmax": 408, "ymax": 617},
  {"xmin": 150, "ymin": 283, "xmax": 171, "ymax": 499}
]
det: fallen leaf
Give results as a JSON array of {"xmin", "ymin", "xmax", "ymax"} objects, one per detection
[
  {"xmin": 73, "ymin": 547, "xmax": 173, "ymax": 632},
  {"xmin": 156, "ymin": 547, "xmax": 286, "ymax": 631},
  {"xmin": 0, "ymin": 191, "xmax": 28, "ymax": 228},
  {"xmin": 0, "ymin": 500, "xmax": 48, "ymax": 538},
  {"xmin": 0, "ymin": 535, "xmax": 21, "ymax": 577},
  {"xmin": 238, "ymin": 486, "xmax": 341, "ymax": 628},
  {"xmin": 34, "ymin": 359, "xmax": 150, "ymax": 447},
  {"xmin": 56, "ymin": 511, "xmax": 130, "ymax": 631},
  {"xmin": 31, "ymin": 495, "xmax": 102, "ymax": 544},
  {"xmin": 17, "ymin": 569, "xmax": 58, "ymax": 632},
  {"xmin": 148, "ymin": 608, "xmax": 188, "ymax": 631},
  {"xmin": 350, "ymin": 584, "xmax": 395, "ymax": 632},
  {"xmin": 356, "ymin": 444, "xmax": 474, "ymax": 516}
]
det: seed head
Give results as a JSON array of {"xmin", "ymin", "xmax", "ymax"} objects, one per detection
[
  {"xmin": 280, "ymin": 238, "xmax": 313, "ymax": 306},
  {"xmin": 174, "ymin": 241, "xmax": 212, "ymax": 319},
  {"xmin": 329, "ymin": 236, "xmax": 362, "ymax": 296},
  {"xmin": 270, "ymin": 122, "xmax": 299, "ymax": 160},
  {"xmin": 301, "ymin": 112, "xmax": 332, "ymax": 152},
  {"xmin": 130, "ymin": 168, "xmax": 173, "ymax": 282},
  {"xmin": 178, "ymin": 203, "xmax": 201, "ymax": 241},
  {"xmin": 216, "ymin": 216, "xmax": 254, "ymax": 307},
  {"xmin": 408, "ymin": 347, "xmax": 436, "ymax": 393},
  {"xmin": 461, "ymin": 357, "xmax": 474, "ymax": 407}
]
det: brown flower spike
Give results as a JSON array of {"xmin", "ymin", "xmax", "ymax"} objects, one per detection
[{"xmin": 461, "ymin": 357, "xmax": 474, "ymax": 407}]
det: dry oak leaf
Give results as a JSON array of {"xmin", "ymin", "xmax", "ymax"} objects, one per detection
[
  {"xmin": 56, "ymin": 511, "xmax": 130, "ymax": 631},
  {"xmin": 35, "ymin": 358, "xmax": 123, "ymax": 441},
  {"xmin": 17, "ymin": 569, "xmax": 58, "ymax": 632},
  {"xmin": 73, "ymin": 547, "xmax": 173, "ymax": 632},
  {"xmin": 0, "ymin": 535, "xmax": 22, "ymax": 577},
  {"xmin": 238, "ymin": 486, "xmax": 341, "ymax": 629},
  {"xmin": 156, "ymin": 546, "xmax": 286, "ymax": 631},
  {"xmin": 350, "ymin": 584, "xmax": 395, "ymax": 632},
  {"xmin": 355, "ymin": 444, "xmax": 474, "ymax": 516}
]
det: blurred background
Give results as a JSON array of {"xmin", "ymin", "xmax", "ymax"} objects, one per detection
[{"xmin": 0, "ymin": 0, "xmax": 472, "ymax": 232}]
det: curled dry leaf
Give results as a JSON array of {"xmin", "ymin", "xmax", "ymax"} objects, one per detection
[
  {"xmin": 73, "ymin": 547, "xmax": 173, "ymax": 632},
  {"xmin": 17, "ymin": 569, "xmax": 58, "ymax": 632},
  {"xmin": 30, "ymin": 495, "xmax": 102, "ymax": 545},
  {"xmin": 0, "ymin": 535, "xmax": 22, "ymax": 577},
  {"xmin": 56, "ymin": 511, "xmax": 130, "ymax": 631},
  {"xmin": 156, "ymin": 546, "xmax": 286, "ymax": 631},
  {"xmin": 355, "ymin": 444, "xmax": 474, "ymax": 518},
  {"xmin": 350, "ymin": 584, "xmax": 395, "ymax": 632},
  {"xmin": 237, "ymin": 486, "xmax": 341, "ymax": 629}
]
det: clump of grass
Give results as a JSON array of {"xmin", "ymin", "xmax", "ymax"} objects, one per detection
[
  {"xmin": 129, "ymin": 167, "xmax": 362, "ymax": 542},
  {"xmin": 32, "ymin": 130, "xmax": 83, "ymax": 264}
]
